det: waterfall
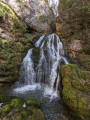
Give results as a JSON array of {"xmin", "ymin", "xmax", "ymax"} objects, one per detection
[
  {"xmin": 14, "ymin": 34, "xmax": 69, "ymax": 98},
  {"xmin": 48, "ymin": 0, "xmax": 59, "ymax": 17}
]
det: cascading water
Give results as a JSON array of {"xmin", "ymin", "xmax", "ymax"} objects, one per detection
[
  {"xmin": 48, "ymin": 0, "xmax": 59, "ymax": 17},
  {"xmin": 14, "ymin": 34, "xmax": 69, "ymax": 97},
  {"xmin": 12, "ymin": 33, "xmax": 70, "ymax": 120}
]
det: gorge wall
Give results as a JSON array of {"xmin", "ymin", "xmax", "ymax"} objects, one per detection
[
  {"xmin": 0, "ymin": 1, "xmax": 90, "ymax": 120},
  {"xmin": 56, "ymin": 0, "xmax": 90, "ymax": 71}
]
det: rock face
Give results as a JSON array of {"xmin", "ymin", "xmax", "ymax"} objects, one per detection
[
  {"xmin": 69, "ymin": 40, "xmax": 83, "ymax": 58},
  {"xmin": 1, "ymin": 0, "xmax": 54, "ymax": 33},
  {"xmin": 56, "ymin": 0, "xmax": 90, "ymax": 67},
  {"xmin": 61, "ymin": 64, "xmax": 90, "ymax": 120},
  {"xmin": 0, "ymin": 95, "xmax": 45, "ymax": 120},
  {"xmin": 0, "ymin": 1, "xmax": 32, "ymax": 83}
]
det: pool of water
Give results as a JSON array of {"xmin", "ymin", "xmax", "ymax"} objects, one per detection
[{"xmin": 0, "ymin": 82, "xmax": 74, "ymax": 120}]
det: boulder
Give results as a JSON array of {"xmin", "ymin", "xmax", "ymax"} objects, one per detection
[
  {"xmin": 0, "ymin": 95, "xmax": 45, "ymax": 120},
  {"xmin": 69, "ymin": 40, "xmax": 83, "ymax": 52},
  {"xmin": 61, "ymin": 64, "xmax": 90, "ymax": 120},
  {"xmin": 1, "ymin": 0, "xmax": 54, "ymax": 33}
]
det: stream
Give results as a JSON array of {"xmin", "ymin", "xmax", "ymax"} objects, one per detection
[{"xmin": 0, "ymin": 34, "xmax": 73, "ymax": 120}]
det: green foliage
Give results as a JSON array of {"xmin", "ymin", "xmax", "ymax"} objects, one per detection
[
  {"xmin": 25, "ymin": 33, "xmax": 33, "ymax": 43},
  {"xmin": 58, "ymin": 0, "xmax": 90, "ymax": 54},
  {"xmin": 0, "ymin": 2, "xmax": 33, "ymax": 83},
  {"xmin": 79, "ymin": 54, "xmax": 90, "ymax": 71}
]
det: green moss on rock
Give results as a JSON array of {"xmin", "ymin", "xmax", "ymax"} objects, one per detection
[
  {"xmin": 61, "ymin": 64, "xmax": 90, "ymax": 119},
  {"xmin": 0, "ymin": 96, "xmax": 45, "ymax": 120},
  {"xmin": 79, "ymin": 54, "xmax": 90, "ymax": 71},
  {"xmin": 26, "ymin": 99, "xmax": 41, "ymax": 108},
  {"xmin": 10, "ymin": 98, "xmax": 25, "ymax": 107},
  {"xmin": 16, "ymin": 115, "xmax": 23, "ymax": 120},
  {"xmin": 28, "ymin": 108, "xmax": 45, "ymax": 120},
  {"xmin": 2, "ymin": 104, "xmax": 11, "ymax": 113},
  {"xmin": 0, "ymin": 95, "xmax": 15, "ymax": 103},
  {"xmin": 0, "ymin": 1, "xmax": 32, "ymax": 84},
  {"xmin": 20, "ymin": 110, "xmax": 29, "ymax": 118}
]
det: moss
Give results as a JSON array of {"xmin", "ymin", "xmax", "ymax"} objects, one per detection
[
  {"xmin": 20, "ymin": 110, "xmax": 28, "ymax": 117},
  {"xmin": 0, "ymin": 95, "xmax": 15, "ymax": 103},
  {"xmin": 63, "ymin": 87, "xmax": 77, "ymax": 111},
  {"xmin": 79, "ymin": 54, "xmax": 90, "ymax": 71},
  {"xmin": 0, "ymin": 2, "xmax": 32, "ymax": 83},
  {"xmin": 26, "ymin": 99, "xmax": 41, "ymax": 108},
  {"xmin": 61, "ymin": 64, "xmax": 90, "ymax": 92},
  {"xmin": 0, "ymin": 1, "xmax": 27, "ymax": 36},
  {"xmin": 0, "ymin": 96, "xmax": 45, "ymax": 120},
  {"xmin": 16, "ymin": 115, "xmax": 23, "ymax": 120},
  {"xmin": 61, "ymin": 64, "xmax": 90, "ymax": 119},
  {"xmin": 78, "ymin": 98, "xmax": 88, "ymax": 115},
  {"xmin": 25, "ymin": 33, "xmax": 33, "ymax": 44},
  {"xmin": 10, "ymin": 98, "xmax": 25, "ymax": 107},
  {"xmin": 58, "ymin": 0, "xmax": 90, "ymax": 56},
  {"xmin": 1, "ymin": 104, "xmax": 11, "ymax": 116},
  {"xmin": 29, "ymin": 108, "xmax": 45, "ymax": 120}
]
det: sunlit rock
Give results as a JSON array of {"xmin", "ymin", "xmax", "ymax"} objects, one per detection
[{"xmin": 1, "ymin": 0, "xmax": 54, "ymax": 33}]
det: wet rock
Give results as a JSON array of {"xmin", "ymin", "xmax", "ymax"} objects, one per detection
[{"xmin": 61, "ymin": 64, "xmax": 90, "ymax": 120}]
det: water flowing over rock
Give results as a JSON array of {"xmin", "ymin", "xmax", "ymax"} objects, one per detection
[
  {"xmin": 18, "ymin": 34, "xmax": 69, "ymax": 97},
  {"xmin": 48, "ymin": 0, "xmax": 59, "ymax": 17}
]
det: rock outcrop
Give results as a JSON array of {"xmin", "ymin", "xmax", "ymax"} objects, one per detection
[
  {"xmin": 56, "ymin": 0, "xmax": 90, "ymax": 68},
  {"xmin": 0, "ymin": 1, "xmax": 32, "ymax": 84},
  {"xmin": 1, "ymin": 0, "xmax": 54, "ymax": 33},
  {"xmin": 61, "ymin": 64, "xmax": 90, "ymax": 120}
]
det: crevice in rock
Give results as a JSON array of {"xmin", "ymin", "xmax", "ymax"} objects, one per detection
[{"xmin": 26, "ymin": 27, "xmax": 38, "ymax": 34}]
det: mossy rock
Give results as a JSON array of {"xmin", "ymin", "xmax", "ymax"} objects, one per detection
[
  {"xmin": 28, "ymin": 108, "xmax": 45, "ymax": 120},
  {"xmin": 0, "ymin": 1, "xmax": 32, "ymax": 84},
  {"xmin": 16, "ymin": 115, "xmax": 23, "ymax": 120},
  {"xmin": 20, "ymin": 110, "xmax": 29, "ymax": 117},
  {"xmin": 10, "ymin": 98, "xmax": 25, "ymax": 107},
  {"xmin": 0, "ymin": 95, "xmax": 15, "ymax": 103},
  {"xmin": 79, "ymin": 54, "xmax": 90, "ymax": 71},
  {"xmin": 61, "ymin": 64, "xmax": 90, "ymax": 119},
  {"xmin": 2, "ymin": 104, "xmax": 11, "ymax": 113},
  {"xmin": 26, "ymin": 99, "xmax": 41, "ymax": 108},
  {"xmin": 0, "ymin": 96, "xmax": 45, "ymax": 120}
]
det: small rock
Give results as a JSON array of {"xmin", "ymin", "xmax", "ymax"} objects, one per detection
[
  {"xmin": 23, "ymin": 103, "xmax": 26, "ymax": 108},
  {"xmin": 7, "ymin": 111, "xmax": 13, "ymax": 117}
]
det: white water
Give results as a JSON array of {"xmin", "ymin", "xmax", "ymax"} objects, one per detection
[
  {"xmin": 14, "ymin": 33, "xmax": 69, "ymax": 98},
  {"xmin": 0, "ymin": 103, "xmax": 3, "ymax": 108},
  {"xmin": 48, "ymin": 0, "xmax": 59, "ymax": 17}
]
